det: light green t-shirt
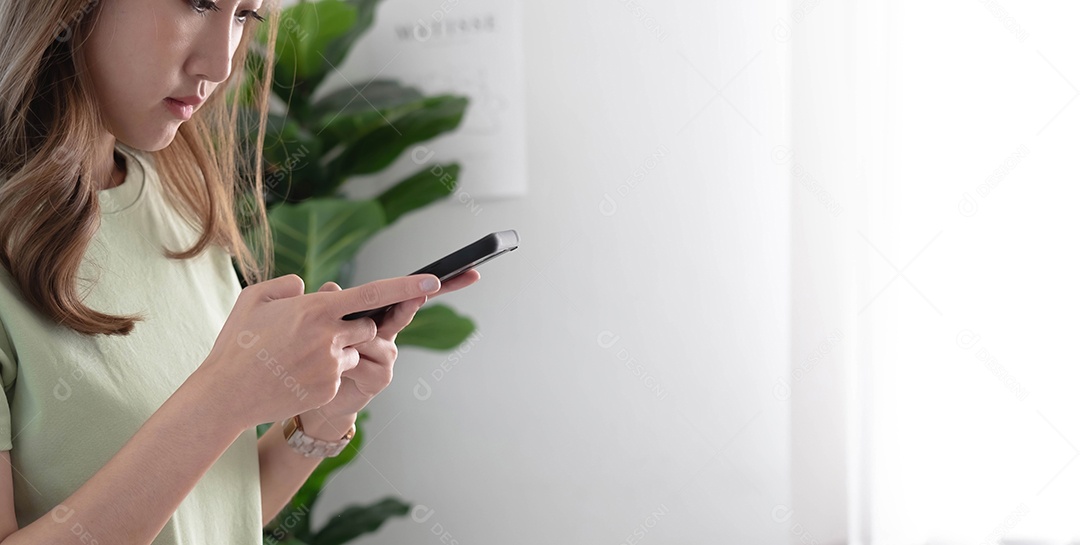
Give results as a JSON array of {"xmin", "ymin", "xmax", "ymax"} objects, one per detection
[{"xmin": 0, "ymin": 142, "xmax": 263, "ymax": 543}]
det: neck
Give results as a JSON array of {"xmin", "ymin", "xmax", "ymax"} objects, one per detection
[{"xmin": 93, "ymin": 135, "xmax": 125, "ymax": 191}]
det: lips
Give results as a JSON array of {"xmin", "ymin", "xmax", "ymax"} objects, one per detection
[
  {"xmin": 163, "ymin": 94, "xmax": 207, "ymax": 121},
  {"xmin": 164, "ymin": 98, "xmax": 194, "ymax": 121},
  {"xmin": 167, "ymin": 95, "xmax": 206, "ymax": 108}
]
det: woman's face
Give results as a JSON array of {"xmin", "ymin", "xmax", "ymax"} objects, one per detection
[{"xmin": 83, "ymin": 0, "xmax": 264, "ymax": 150}]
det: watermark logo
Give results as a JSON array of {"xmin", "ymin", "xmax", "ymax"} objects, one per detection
[
  {"xmin": 773, "ymin": 328, "xmax": 844, "ymax": 401},
  {"xmin": 414, "ymin": 330, "xmax": 485, "ymax": 401},
  {"xmin": 265, "ymin": 504, "xmax": 312, "ymax": 545},
  {"xmin": 616, "ymin": 0, "xmax": 670, "ymax": 43},
  {"xmin": 598, "ymin": 330, "xmax": 668, "ymax": 400},
  {"xmin": 772, "ymin": 146, "xmax": 844, "ymax": 218},
  {"xmin": 599, "ymin": 144, "xmax": 670, "ymax": 217},
  {"xmin": 411, "ymin": 146, "xmax": 482, "ymax": 217},
  {"xmin": 264, "ymin": 145, "xmax": 311, "ymax": 199},
  {"xmin": 956, "ymin": 329, "xmax": 1028, "ymax": 401},
  {"xmin": 958, "ymin": 145, "xmax": 1029, "ymax": 217},
  {"xmin": 410, "ymin": 505, "xmax": 461, "ymax": 544},
  {"xmin": 237, "ymin": 331, "xmax": 309, "ymax": 400},
  {"xmin": 50, "ymin": 505, "xmax": 101, "ymax": 545},
  {"xmin": 773, "ymin": 0, "xmax": 824, "ymax": 43},
  {"xmin": 618, "ymin": 504, "xmax": 669, "ymax": 545},
  {"xmin": 771, "ymin": 504, "xmax": 819, "ymax": 545},
  {"xmin": 54, "ymin": 0, "xmax": 100, "ymax": 43},
  {"xmin": 977, "ymin": 0, "xmax": 1029, "ymax": 42}
]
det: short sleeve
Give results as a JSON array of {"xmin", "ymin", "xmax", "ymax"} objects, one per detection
[{"xmin": 0, "ymin": 320, "xmax": 16, "ymax": 451}]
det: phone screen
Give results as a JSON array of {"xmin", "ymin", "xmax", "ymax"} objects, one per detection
[{"xmin": 341, "ymin": 230, "xmax": 519, "ymax": 322}]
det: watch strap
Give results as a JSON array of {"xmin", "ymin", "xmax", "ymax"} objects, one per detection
[{"xmin": 282, "ymin": 414, "xmax": 356, "ymax": 458}]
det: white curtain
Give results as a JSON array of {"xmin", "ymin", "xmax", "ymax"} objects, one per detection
[{"xmin": 790, "ymin": 1, "xmax": 1080, "ymax": 544}]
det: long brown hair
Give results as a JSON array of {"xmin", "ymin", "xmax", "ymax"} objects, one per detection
[{"xmin": 0, "ymin": 0, "xmax": 281, "ymax": 336}]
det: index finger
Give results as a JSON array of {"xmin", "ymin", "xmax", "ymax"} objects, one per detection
[{"xmin": 327, "ymin": 274, "xmax": 441, "ymax": 319}]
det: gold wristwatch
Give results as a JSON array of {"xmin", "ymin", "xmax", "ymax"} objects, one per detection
[{"xmin": 282, "ymin": 415, "xmax": 355, "ymax": 458}]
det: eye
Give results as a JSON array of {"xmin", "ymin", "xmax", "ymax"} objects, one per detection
[
  {"xmin": 236, "ymin": 9, "xmax": 265, "ymax": 24},
  {"xmin": 188, "ymin": 0, "xmax": 221, "ymax": 16},
  {"xmin": 188, "ymin": 0, "xmax": 265, "ymax": 24}
]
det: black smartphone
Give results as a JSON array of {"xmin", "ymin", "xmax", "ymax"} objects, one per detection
[{"xmin": 341, "ymin": 229, "xmax": 520, "ymax": 322}]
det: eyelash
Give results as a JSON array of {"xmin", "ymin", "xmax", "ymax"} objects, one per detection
[{"xmin": 189, "ymin": 0, "xmax": 266, "ymax": 24}]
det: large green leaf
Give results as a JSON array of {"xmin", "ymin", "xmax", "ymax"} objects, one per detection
[
  {"xmin": 377, "ymin": 163, "xmax": 460, "ymax": 224},
  {"xmin": 316, "ymin": 107, "xmax": 398, "ymax": 154},
  {"xmin": 315, "ymin": 93, "xmax": 455, "ymax": 147},
  {"xmin": 237, "ymin": 107, "xmax": 333, "ymax": 204},
  {"xmin": 323, "ymin": 95, "xmax": 469, "ymax": 179},
  {"xmin": 261, "ymin": 1, "xmax": 359, "ymax": 106},
  {"xmin": 261, "ymin": 113, "xmax": 328, "ymax": 203},
  {"xmin": 312, "ymin": 498, "xmax": 410, "ymax": 545},
  {"xmin": 310, "ymin": 79, "xmax": 426, "ymax": 120},
  {"xmin": 320, "ymin": 0, "xmax": 385, "ymax": 78},
  {"xmin": 269, "ymin": 198, "xmax": 386, "ymax": 290},
  {"xmin": 397, "ymin": 304, "xmax": 476, "ymax": 349}
]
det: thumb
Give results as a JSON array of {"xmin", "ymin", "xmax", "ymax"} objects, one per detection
[
  {"xmin": 259, "ymin": 274, "xmax": 306, "ymax": 301},
  {"xmin": 318, "ymin": 281, "xmax": 342, "ymax": 293}
]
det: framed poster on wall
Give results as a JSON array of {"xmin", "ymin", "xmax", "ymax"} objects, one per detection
[{"xmin": 344, "ymin": 0, "xmax": 528, "ymax": 202}]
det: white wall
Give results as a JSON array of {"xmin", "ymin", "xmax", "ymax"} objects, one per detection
[
  {"xmin": 312, "ymin": 1, "xmax": 793, "ymax": 543},
  {"xmin": 786, "ymin": 1, "xmax": 872, "ymax": 543},
  {"xmin": 852, "ymin": 2, "xmax": 1080, "ymax": 543}
]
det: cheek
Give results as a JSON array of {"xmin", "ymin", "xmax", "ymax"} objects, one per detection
[{"xmin": 84, "ymin": 4, "xmax": 186, "ymax": 101}]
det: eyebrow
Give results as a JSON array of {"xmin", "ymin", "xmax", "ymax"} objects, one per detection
[
  {"xmin": 214, "ymin": 0, "xmax": 265, "ymax": 9},
  {"xmin": 207, "ymin": 0, "xmax": 266, "ymax": 14}
]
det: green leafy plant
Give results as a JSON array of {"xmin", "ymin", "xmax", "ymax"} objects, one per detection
[{"xmin": 232, "ymin": 1, "xmax": 475, "ymax": 542}]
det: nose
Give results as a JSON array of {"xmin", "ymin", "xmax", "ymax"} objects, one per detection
[{"xmin": 185, "ymin": 18, "xmax": 243, "ymax": 85}]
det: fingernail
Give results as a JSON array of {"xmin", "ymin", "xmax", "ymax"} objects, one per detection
[{"xmin": 420, "ymin": 277, "xmax": 439, "ymax": 292}]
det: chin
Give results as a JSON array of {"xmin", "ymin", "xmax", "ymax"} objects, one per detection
[{"xmin": 128, "ymin": 129, "xmax": 181, "ymax": 153}]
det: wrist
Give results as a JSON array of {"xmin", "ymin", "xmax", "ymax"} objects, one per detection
[
  {"xmin": 185, "ymin": 365, "xmax": 250, "ymax": 435},
  {"xmin": 296, "ymin": 412, "xmax": 357, "ymax": 442}
]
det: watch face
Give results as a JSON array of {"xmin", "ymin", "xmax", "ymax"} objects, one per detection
[{"xmin": 283, "ymin": 417, "xmax": 301, "ymax": 438}]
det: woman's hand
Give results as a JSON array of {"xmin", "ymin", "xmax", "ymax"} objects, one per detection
[{"xmin": 295, "ymin": 270, "xmax": 481, "ymax": 440}]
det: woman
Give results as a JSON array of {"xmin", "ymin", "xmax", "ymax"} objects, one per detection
[{"xmin": 0, "ymin": 0, "xmax": 479, "ymax": 543}]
